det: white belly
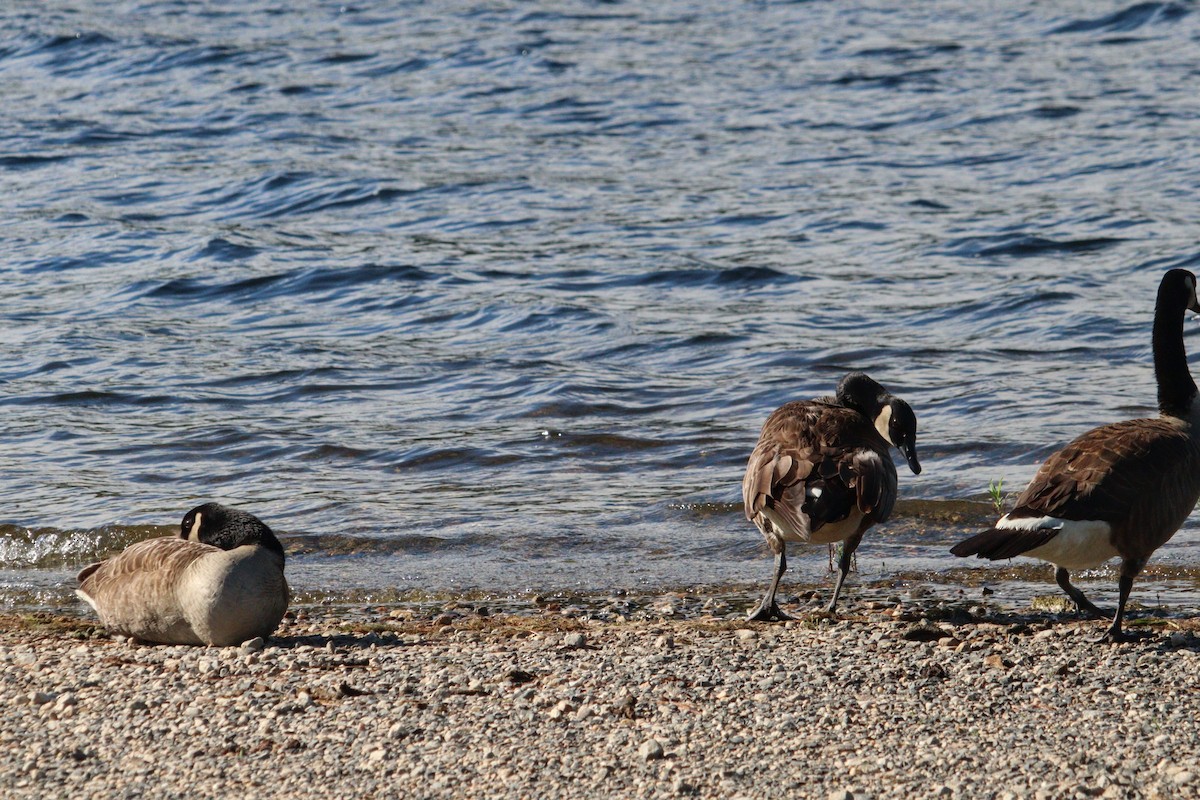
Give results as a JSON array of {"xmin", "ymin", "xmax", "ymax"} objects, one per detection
[
  {"xmin": 1002, "ymin": 516, "xmax": 1118, "ymax": 570},
  {"xmin": 763, "ymin": 506, "xmax": 864, "ymax": 545}
]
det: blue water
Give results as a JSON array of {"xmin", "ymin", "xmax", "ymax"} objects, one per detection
[{"xmin": 6, "ymin": 0, "xmax": 1200, "ymax": 610}]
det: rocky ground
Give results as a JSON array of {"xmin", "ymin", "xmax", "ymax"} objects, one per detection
[{"xmin": 2, "ymin": 588, "xmax": 1200, "ymax": 800}]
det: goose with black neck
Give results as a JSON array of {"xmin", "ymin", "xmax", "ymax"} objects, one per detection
[
  {"xmin": 951, "ymin": 269, "xmax": 1200, "ymax": 642},
  {"xmin": 743, "ymin": 371, "xmax": 921, "ymax": 621}
]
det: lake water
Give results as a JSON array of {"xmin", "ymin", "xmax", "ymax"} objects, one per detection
[{"xmin": 6, "ymin": 0, "xmax": 1200, "ymax": 615}]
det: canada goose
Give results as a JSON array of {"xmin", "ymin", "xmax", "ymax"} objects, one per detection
[
  {"xmin": 76, "ymin": 503, "xmax": 289, "ymax": 646},
  {"xmin": 743, "ymin": 372, "xmax": 922, "ymax": 621},
  {"xmin": 951, "ymin": 269, "xmax": 1200, "ymax": 642}
]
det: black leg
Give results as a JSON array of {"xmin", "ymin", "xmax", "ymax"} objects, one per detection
[
  {"xmin": 827, "ymin": 531, "xmax": 864, "ymax": 614},
  {"xmin": 1055, "ymin": 567, "xmax": 1105, "ymax": 619},
  {"xmin": 747, "ymin": 547, "xmax": 794, "ymax": 621},
  {"xmin": 1092, "ymin": 559, "xmax": 1144, "ymax": 644}
]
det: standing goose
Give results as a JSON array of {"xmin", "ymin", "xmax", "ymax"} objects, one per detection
[
  {"xmin": 743, "ymin": 372, "xmax": 922, "ymax": 621},
  {"xmin": 951, "ymin": 269, "xmax": 1200, "ymax": 642},
  {"xmin": 76, "ymin": 503, "xmax": 289, "ymax": 646}
]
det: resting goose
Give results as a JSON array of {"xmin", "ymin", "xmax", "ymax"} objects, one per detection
[
  {"xmin": 743, "ymin": 372, "xmax": 922, "ymax": 621},
  {"xmin": 951, "ymin": 268, "xmax": 1200, "ymax": 642},
  {"xmin": 76, "ymin": 503, "xmax": 289, "ymax": 646}
]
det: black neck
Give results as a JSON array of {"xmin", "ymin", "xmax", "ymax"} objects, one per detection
[
  {"xmin": 259, "ymin": 528, "xmax": 286, "ymax": 560},
  {"xmin": 1155, "ymin": 283, "xmax": 1197, "ymax": 417}
]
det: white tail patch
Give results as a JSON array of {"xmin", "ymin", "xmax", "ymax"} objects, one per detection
[
  {"xmin": 997, "ymin": 514, "xmax": 1117, "ymax": 570},
  {"xmin": 74, "ymin": 588, "xmax": 99, "ymax": 613}
]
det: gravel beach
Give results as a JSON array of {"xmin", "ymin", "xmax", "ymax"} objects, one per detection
[{"xmin": 3, "ymin": 590, "xmax": 1200, "ymax": 800}]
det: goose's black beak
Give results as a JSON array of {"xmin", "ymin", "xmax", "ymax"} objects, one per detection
[{"xmin": 900, "ymin": 440, "xmax": 921, "ymax": 475}]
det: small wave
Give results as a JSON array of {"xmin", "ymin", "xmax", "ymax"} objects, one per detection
[
  {"xmin": 192, "ymin": 238, "xmax": 261, "ymax": 262},
  {"xmin": 937, "ymin": 234, "xmax": 1126, "ymax": 260},
  {"xmin": 136, "ymin": 262, "xmax": 434, "ymax": 304},
  {"xmin": 851, "ymin": 43, "xmax": 964, "ymax": 60},
  {"xmin": 623, "ymin": 265, "xmax": 802, "ymax": 289},
  {"xmin": 0, "ymin": 524, "xmax": 168, "ymax": 569},
  {"xmin": 0, "ymin": 154, "xmax": 70, "ymax": 170},
  {"xmin": 287, "ymin": 532, "xmax": 503, "ymax": 556},
  {"xmin": 1048, "ymin": 2, "xmax": 1188, "ymax": 35},
  {"xmin": 830, "ymin": 68, "xmax": 942, "ymax": 89}
]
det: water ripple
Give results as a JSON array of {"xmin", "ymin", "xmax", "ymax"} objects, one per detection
[{"xmin": 5, "ymin": 0, "xmax": 1200, "ymax": 605}]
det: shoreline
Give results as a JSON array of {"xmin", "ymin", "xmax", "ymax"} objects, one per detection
[{"xmin": 3, "ymin": 593, "xmax": 1200, "ymax": 799}]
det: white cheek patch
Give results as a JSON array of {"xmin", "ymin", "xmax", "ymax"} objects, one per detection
[
  {"xmin": 188, "ymin": 513, "xmax": 204, "ymax": 543},
  {"xmin": 874, "ymin": 405, "xmax": 893, "ymax": 445},
  {"xmin": 997, "ymin": 514, "xmax": 1117, "ymax": 570}
]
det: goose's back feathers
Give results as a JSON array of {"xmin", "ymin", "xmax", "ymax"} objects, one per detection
[
  {"xmin": 1008, "ymin": 417, "xmax": 1196, "ymax": 527},
  {"xmin": 743, "ymin": 399, "xmax": 898, "ymax": 545}
]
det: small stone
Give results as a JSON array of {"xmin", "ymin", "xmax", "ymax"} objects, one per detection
[
  {"xmin": 1030, "ymin": 595, "xmax": 1073, "ymax": 614},
  {"xmin": 30, "ymin": 692, "xmax": 55, "ymax": 706},
  {"xmin": 367, "ymin": 748, "xmax": 387, "ymax": 763},
  {"xmin": 505, "ymin": 668, "xmax": 536, "ymax": 684},
  {"xmin": 918, "ymin": 662, "xmax": 948, "ymax": 680},
  {"xmin": 639, "ymin": 739, "xmax": 665, "ymax": 761},
  {"xmin": 128, "ymin": 700, "xmax": 148, "ymax": 712},
  {"xmin": 240, "ymin": 637, "xmax": 265, "ymax": 652},
  {"xmin": 613, "ymin": 693, "xmax": 637, "ymax": 719},
  {"xmin": 554, "ymin": 697, "xmax": 578, "ymax": 715},
  {"xmin": 1172, "ymin": 771, "xmax": 1195, "ymax": 785},
  {"xmin": 563, "ymin": 633, "xmax": 587, "ymax": 649},
  {"xmin": 655, "ymin": 635, "xmax": 675, "ymax": 650},
  {"xmin": 829, "ymin": 790, "xmax": 854, "ymax": 800},
  {"xmin": 735, "ymin": 629, "xmax": 758, "ymax": 641},
  {"xmin": 673, "ymin": 777, "xmax": 695, "ymax": 795}
]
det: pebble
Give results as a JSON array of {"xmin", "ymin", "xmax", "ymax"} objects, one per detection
[
  {"xmin": 638, "ymin": 739, "xmax": 665, "ymax": 761},
  {"xmin": 563, "ymin": 633, "xmax": 587, "ymax": 649}
]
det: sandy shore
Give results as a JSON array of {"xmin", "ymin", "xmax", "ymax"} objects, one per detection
[{"xmin": 2, "ymin": 591, "xmax": 1199, "ymax": 800}]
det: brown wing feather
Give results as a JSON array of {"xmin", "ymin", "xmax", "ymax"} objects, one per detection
[
  {"xmin": 77, "ymin": 538, "xmax": 217, "ymax": 603},
  {"xmin": 743, "ymin": 399, "xmax": 898, "ymax": 538},
  {"xmin": 1009, "ymin": 417, "xmax": 1194, "ymax": 524},
  {"xmin": 852, "ymin": 450, "xmax": 897, "ymax": 522}
]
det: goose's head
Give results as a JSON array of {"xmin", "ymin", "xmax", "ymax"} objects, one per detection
[
  {"xmin": 180, "ymin": 503, "xmax": 283, "ymax": 557},
  {"xmin": 878, "ymin": 397, "xmax": 921, "ymax": 475},
  {"xmin": 1174, "ymin": 268, "xmax": 1200, "ymax": 314},
  {"xmin": 836, "ymin": 371, "xmax": 922, "ymax": 475}
]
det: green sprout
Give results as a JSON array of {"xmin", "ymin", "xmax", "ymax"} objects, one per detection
[{"xmin": 987, "ymin": 478, "xmax": 1007, "ymax": 515}]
